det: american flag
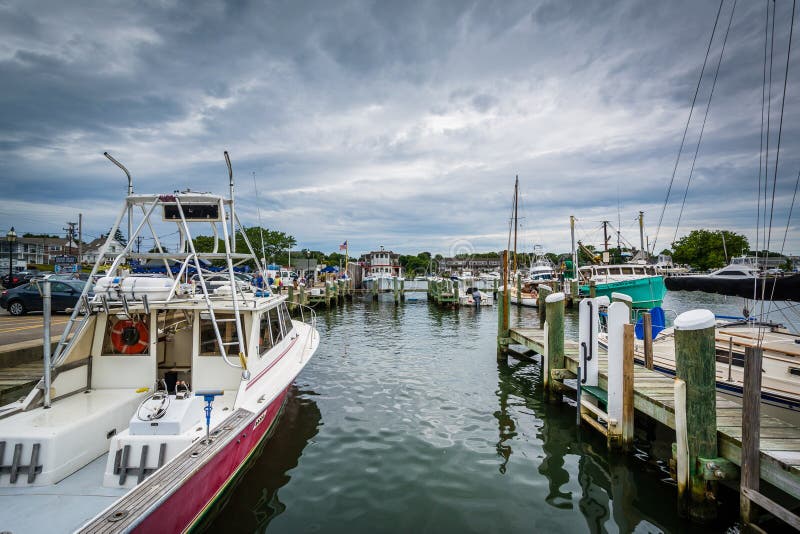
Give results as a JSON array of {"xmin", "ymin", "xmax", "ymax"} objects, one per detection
[{"xmin": 339, "ymin": 240, "xmax": 348, "ymax": 250}]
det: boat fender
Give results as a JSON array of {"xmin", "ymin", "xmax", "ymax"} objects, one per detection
[{"xmin": 111, "ymin": 319, "xmax": 149, "ymax": 354}]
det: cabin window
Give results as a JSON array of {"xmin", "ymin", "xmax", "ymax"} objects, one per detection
[
  {"xmin": 199, "ymin": 314, "xmax": 247, "ymax": 356},
  {"xmin": 718, "ymin": 271, "xmax": 748, "ymax": 277},
  {"xmin": 258, "ymin": 308, "xmax": 282, "ymax": 355},
  {"xmin": 280, "ymin": 303, "xmax": 294, "ymax": 336},
  {"xmin": 268, "ymin": 307, "xmax": 283, "ymax": 347},
  {"xmin": 102, "ymin": 314, "xmax": 151, "ymax": 356},
  {"xmin": 621, "ymin": 267, "xmax": 634, "ymax": 275}
]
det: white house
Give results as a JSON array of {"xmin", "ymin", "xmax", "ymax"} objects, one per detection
[{"xmin": 82, "ymin": 236, "xmax": 126, "ymax": 265}]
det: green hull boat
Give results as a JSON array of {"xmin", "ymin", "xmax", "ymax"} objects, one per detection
[{"xmin": 579, "ymin": 271, "xmax": 667, "ymax": 309}]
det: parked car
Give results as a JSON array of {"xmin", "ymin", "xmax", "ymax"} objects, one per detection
[
  {"xmin": 190, "ymin": 272, "xmax": 253, "ymax": 284},
  {"xmin": 44, "ymin": 272, "xmax": 91, "ymax": 281},
  {"xmin": 0, "ymin": 280, "xmax": 91, "ymax": 316},
  {"xmin": 1, "ymin": 270, "xmax": 40, "ymax": 289}
]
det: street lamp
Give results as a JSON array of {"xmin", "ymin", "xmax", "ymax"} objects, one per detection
[{"xmin": 6, "ymin": 226, "xmax": 17, "ymax": 287}]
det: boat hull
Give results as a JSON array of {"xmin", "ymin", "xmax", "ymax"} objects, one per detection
[
  {"xmin": 509, "ymin": 293, "xmax": 538, "ymax": 307},
  {"xmin": 581, "ymin": 276, "xmax": 666, "ymax": 309},
  {"xmin": 81, "ymin": 390, "xmax": 291, "ymax": 533},
  {"xmin": 131, "ymin": 388, "xmax": 289, "ymax": 533}
]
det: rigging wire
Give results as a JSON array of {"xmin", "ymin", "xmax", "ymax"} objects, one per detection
[
  {"xmin": 252, "ymin": 172, "xmax": 267, "ymax": 267},
  {"xmin": 673, "ymin": 0, "xmax": 738, "ymax": 243},
  {"xmin": 754, "ymin": 0, "xmax": 773, "ymax": 308},
  {"xmin": 763, "ymin": 0, "xmax": 796, "ymax": 327},
  {"xmin": 651, "ymin": 0, "xmax": 725, "ymax": 255}
]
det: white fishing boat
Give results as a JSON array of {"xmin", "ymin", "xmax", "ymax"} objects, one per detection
[
  {"xmin": 0, "ymin": 152, "xmax": 319, "ymax": 533},
  {"xmin": 526, "ymin": 247, "xmax": 556, "ymax": 282}
]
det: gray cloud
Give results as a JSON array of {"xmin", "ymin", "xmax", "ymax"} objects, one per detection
[{"xmin": 1, "ymin": 0, "xmax": 799, "ymax": 258}]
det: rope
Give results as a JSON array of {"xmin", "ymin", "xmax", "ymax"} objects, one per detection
[
  {"xmin": 651, "ymin": 0, "xmax": 725, "ymax": 254},
  {"xmin": 673, "ymin": 0, "xmax": 738, "ymax": 243}
]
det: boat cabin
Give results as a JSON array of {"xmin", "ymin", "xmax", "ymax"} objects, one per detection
[{"xmin": 579, "ymin": 264, "xmax": 658, "ymax": 283}]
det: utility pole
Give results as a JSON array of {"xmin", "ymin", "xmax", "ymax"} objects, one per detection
[
  {"xmin": 135, "ymin": 236, "xmax": 143, "ymax": 253},
  {"xmin": 602, "ymin": 221, "xmax": 610, "ymax": 252},
  {"xmin": 78, "ymin": 213, "xmax": 83, "ymax": 265},
  {"xmin": 63, "ymin": 221, "xmax": 78, "ymax": 256}
]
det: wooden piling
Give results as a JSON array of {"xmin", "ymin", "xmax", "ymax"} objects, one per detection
[
  {"xmin": 497, "ymin": 250, "xmax": 510, "ymax": 359},
  {"xmin": 589, "ymin": 280, "xmax": 596, "ymax": 298},
  {"xmin": 393, "ymin": 277, "xmax": 399, "ymax": 304},
  {"xmin": 300, "ymin": 284, "xmax": 306, "ymax": 306},
  {"xmin": 497, "ymin": 286, "xmax": 508, "ymax": 360},
  {"xmin": 674, "ymin": 309, "xmax": 718, "ymax": 523},
  {"xmin": 538, "ymin": 284, "xmax": 551, "ymax": 329},
  {"xmin": 288, "ymin": 285, "xmax": 295, "ymax": 311},
  {"xmin": 642, "ymin": 312, "xmax": 654, "ymax": 370},
  {"xmin": 544, "ymin": 292, "xmax": 565, "ymax": 402},
  {"xmin": 400, "ymin": 279, "xmax": 405, "ymax": 301},
  {"xmin": 622, "ymin": 323, "xmax": 634, "ymax": 450},
  {"xmin": 740, "ymin": 345, "xmax": 762, "ymax": 526},
  {"xmin": 516, "ymin": 273, "xmax": 523, "ymax": 308}
]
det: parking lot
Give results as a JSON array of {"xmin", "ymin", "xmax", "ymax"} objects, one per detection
[{"xmin": 0, "ymin": 309, "xmax": 70, "ymax": 346}]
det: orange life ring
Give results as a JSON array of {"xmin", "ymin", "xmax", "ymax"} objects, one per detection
[{"xmin": 111, "ymin": 320, "xmax": 149, "ymax": 354}]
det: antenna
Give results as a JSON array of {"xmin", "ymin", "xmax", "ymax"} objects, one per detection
[
  {"xmin": 104, "ymin": 151, "xmax": 133, "ymax": 245},
  {"xmin": 224, "ymin": 151, "xmax": 235, "ymax": 251}
]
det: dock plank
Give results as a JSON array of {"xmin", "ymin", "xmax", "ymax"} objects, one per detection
[{"xmin": 509, "ymin": 326, "xmax": 800, "ymax": 501}]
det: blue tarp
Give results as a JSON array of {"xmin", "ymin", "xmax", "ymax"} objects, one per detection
[{"xmin": 321, "ymin": 266, "xmax": 339, "ymax": 273}]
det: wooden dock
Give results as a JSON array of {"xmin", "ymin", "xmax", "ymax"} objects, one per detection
[
  {"xmin": 508, "ymin": 326, "xmax": 800, "ymax": 506},
  {"xmin": 285, "ymin": 279, "xmax": 353, "ymax": 312}
]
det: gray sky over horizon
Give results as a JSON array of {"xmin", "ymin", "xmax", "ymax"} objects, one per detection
[{"xmin": 2, "ymin": 0, "xmax": 800, "ymax": 258}]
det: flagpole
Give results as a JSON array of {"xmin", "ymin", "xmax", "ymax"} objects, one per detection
[{"xmin": 345, "ymin": 242, "xmax": 348, "ymax": 277}]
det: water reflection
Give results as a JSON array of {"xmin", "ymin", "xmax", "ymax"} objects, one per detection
[
  {"xmin": 495, "ymin": 350, "xmax": 701, "ymax": 532},
  {"xmin": 202, "ymin": 385, "xmax": 322, "ymax": 532}
]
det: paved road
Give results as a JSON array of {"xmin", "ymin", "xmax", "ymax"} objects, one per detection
[{"xmin": 0, "ymin": 309, "xmax": 70, "ymax": 346}]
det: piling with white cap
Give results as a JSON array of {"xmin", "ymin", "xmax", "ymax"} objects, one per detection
[{"xmin": 674, "ymin": 309, "xmax": 718, "ymax": 522}]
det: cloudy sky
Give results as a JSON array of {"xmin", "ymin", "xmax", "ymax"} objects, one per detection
[{"xmin": 1, "ymin": 0, "xmax": 799, "ymax": 258}]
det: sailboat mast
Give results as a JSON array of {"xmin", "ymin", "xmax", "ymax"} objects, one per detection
[
  {"xmin": 639, "ymin": 211, "xmax": 646, "ymax": 261},
  {"xmin": 570, "ymin": 215, "xmax": 578, "ymax": 279},
  {"xmin": 513, "ymin": 176, "xmax": 519, "ymax": 274}
]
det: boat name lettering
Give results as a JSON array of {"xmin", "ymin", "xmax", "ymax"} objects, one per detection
[{"xmin": 252, "ymin": 411, "xmax": 266, "ymax": 430}]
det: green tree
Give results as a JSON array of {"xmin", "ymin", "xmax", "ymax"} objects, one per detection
[
  {"xmin": 399, "ymin": 254, "xmax": 429, "ymax": 276},
  {"xmin": 113, "ymin": 228, "xmax": 127, "ymax": 246},
  {"xmin": 23, "ymin": 233, "xmax": 59, "ymax": 238},
  {"xmin": 192, "ymin": 226, "xmax": 296, "ymax": 268},
  {"xmin": 671, "ymin": 230, "xmax": 749, "ymax": 271}
]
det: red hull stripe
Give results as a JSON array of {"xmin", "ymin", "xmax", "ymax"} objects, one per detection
[
  {"xmin": 246, "ymin": 335, "xmax": 299, "ymax": 390},
  {"xmin": 132, "ymin": 388, "xmax": 289, "ymax": 534}
]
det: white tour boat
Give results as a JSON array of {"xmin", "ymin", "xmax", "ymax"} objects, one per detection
[{"xmin": 0, "ymin": 153, "xmax": 319, "ymax": 533}]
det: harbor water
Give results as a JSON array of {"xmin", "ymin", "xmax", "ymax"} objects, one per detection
[{"xmin": 204, "ymin": 291, "xmax": 782, "ymax": 533}]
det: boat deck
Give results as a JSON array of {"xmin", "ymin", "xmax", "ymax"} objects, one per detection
[
  {"xmin": 79, "ymin": 408, "xmax": 253, "ymax": 533},
  {"xmin": 509, "ymin": 327, "xmax": 800, "ymax": 500},
  {"xmin": 0, "ymin": 455, "xmax": 126, "ymax": 533}
]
